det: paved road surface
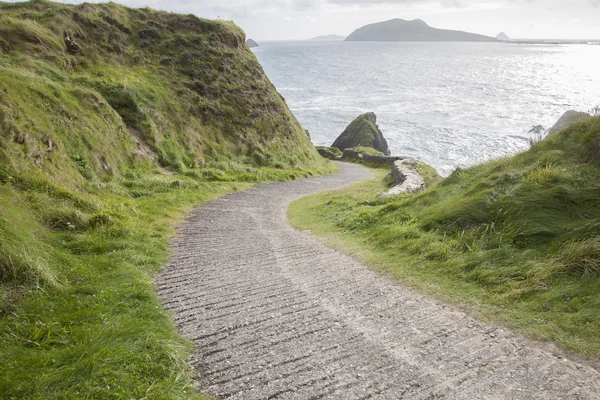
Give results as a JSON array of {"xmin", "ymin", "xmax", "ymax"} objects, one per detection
[{"xmin": 158, "ymin": 162, "xmax": 600, "ymax": 399}]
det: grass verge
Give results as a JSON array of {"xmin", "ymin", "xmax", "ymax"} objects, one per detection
[
  {"xmin": 289, "ymin": 118, "xmax": 600, "ymax": 362},
  {"xmin": 0, "ymin": 162, "xmax": 336, "ymax": 399},
  {"xmin": 0, "ymin": 178, "xmax": 240, "ymax": 399},
  {"xmin": 0, "ymin": 2, "xmax": 338, "ymax": 396}
]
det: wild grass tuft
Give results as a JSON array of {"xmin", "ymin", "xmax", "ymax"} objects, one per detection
[
  {"xmin": 554, "ymin": 237, "xmax": 600, "ymax": 277},
  {"xmin": 0, "ymin": 0, "xmax": 336, "ymax": 397},
  {"xmin": 290, "ymin": 117, "xmax": 600, "ymax": 360}
]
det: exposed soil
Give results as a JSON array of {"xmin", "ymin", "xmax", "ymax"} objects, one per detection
[
  {"xmin": 158, "ymin": 162, "xmax": 600, "ymax": 399},
  {"xmin": 126, "ymin": 125, "xmax": 173, "ymax": 175}
]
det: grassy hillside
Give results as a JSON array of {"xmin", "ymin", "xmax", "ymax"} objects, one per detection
[
  {"xmin": 290, "ymin": 116, "xmax": 600, "ymax": 360},
  {"xmin": 0, "ymin": 1, "xmax": 333, "ymax": 397},
  {"xmin": 0, "ymin": 0, "xmax": 325, "ymax": 182}
]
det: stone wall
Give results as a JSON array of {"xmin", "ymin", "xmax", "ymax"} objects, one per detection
[
  {"xmin": 317, "ymin": 147, "xmax": 342, "ymax": 160},
  {"xmin": 342, "ymin": 149, "xmax": 406, "ymax": 166},
  {"xmin": 382, "ymin": 158, "xmax": 426, "ymax": 197}
]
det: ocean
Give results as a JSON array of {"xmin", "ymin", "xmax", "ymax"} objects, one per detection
[{"xmin": 253, "ymin": 41, "xmax": 600, "ymax": 175}]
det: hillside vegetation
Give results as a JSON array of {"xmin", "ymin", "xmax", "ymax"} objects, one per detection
[
  {"xmin": 290, "ymin": 116, "xmax": 600, "ymax": 360},
  {"xmin": 0, "ymin": 1, "xmax": 332, "ymax": 397},
  {"xmin": 0, "ymin": 0, "xmax": 324, "ymax": 182}
]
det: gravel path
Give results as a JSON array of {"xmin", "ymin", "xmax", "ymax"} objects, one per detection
[{"xmin": 158, "ymin": 162, "xmax": 600, "ymax": 400}]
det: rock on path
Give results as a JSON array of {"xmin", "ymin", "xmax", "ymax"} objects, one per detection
[{"xmin": 158, "ymin": 162, "xmax": 600, "ymax": 399}]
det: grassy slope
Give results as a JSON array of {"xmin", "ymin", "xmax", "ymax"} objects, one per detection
[
  {"xmin": 0, "ymin": 0, "xmax": 326, "ymax": 182},
  {"xmin": 344, "ymin": 146, "xmax": 384, "ymax": 156},
  {"xmin": 0, "ymin": 1, "xmax": 334, "ymax": 398},
  {"xmin": 341, "ymin": 151, "xmax": 443, "ymax": 186},
  {"xmin": 290, "ymin": 117, "xmax": 600, "ymax": 361},
  {"xmin": 1, "ymin": 179, "xmax": 246, "ymax": 399}
]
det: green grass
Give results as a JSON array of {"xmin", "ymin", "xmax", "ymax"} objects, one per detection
[
  {"xmin": 344, "ymin": 146, "xmax": 384, "ymax": 156},
  {"xmin": 0, "ymin": 0, "xmax": 336, "ymax": 288},
  {"xmin": 414, "ymin": 161, "xmax": 443, "ymax": 187},
  {"xmin": 0, "ymin": 1, "xmax": 337, "ymax": 397},
  {"xmin": 290, "ymin": 117, "xmax": 600, "ymax": 361},
  {"xmin": 315, "ymin": 146, "xmax": 343, "ymax": 158},
  {"xmin": 340, "ymin": 152, "xmax": 443, "ymax": 187},
  {"xmin": 0, "ymin": 163, "xmax": 339, "ymax": 399},
  {"xmin": 1, "ymin": 176, "xmax": 242, "ymax": 399},
  {"xmin": 0, "ymin": 0, "xmax": 328, "ymax": 189}
]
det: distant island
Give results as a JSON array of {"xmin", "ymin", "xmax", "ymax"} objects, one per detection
[
  {"xmin": 246, "ymin": 38, "xmax": 259, "ymax": 48},
  {"xmin": 311, "ymin": 34, "xmax": 346, "ymax": 41},
  {"xmin": 345, "ymin": 18, "xmax": 496, "ymax": 42},
  {"xmin": 492, "ymin": 32, "xmax": 598, "ymax": 45}
]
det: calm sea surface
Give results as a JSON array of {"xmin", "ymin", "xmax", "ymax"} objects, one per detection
[{"xmin": 253, "ymin": 41, "xmax": 600, "ymax": 175}]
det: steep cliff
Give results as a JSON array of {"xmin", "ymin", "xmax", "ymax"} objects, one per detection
[{"xmin": 0, "ymin": 0, "xmax": 324, "ymax": 191}]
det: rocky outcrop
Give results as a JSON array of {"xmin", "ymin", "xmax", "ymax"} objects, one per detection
[
  {"xmin": 246, "ymin": 38, "xmax": 259, "ymax": 48},
  {"xmin": 316, "ymin": 146, "xmax": 342, "ymax": 160},
  {"xmin": 547, "ymin": 110, "xmax": 592, "ymax": 136},
  {"xmin": 332, "ymin": 112, "xmax": 391, "ymax": 156},
  {"xmin": 346, "ymin": 19, "xmax": 496, "ymax": 42},
  {"xmin": 382, "ymin": 158, "xmax": 425, "ymax": 197},
  {"xmin": 342, "ymin": 149, "xmax": 405, "ymax": 166},
  {"xmin": 529, "ymin": 125, "xmax": 545, "ymax": 135}
]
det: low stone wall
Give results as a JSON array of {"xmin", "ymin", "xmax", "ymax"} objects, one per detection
[
  {"xmin": 342, "ymin": 149, "xmax": 406, "ymax": 166},
  {"xmin": 382, "ymin": 158, "xmax": 426, "ymax": 197},
  {"xmin": 317, "ymin": 147, "xmax": 342, "ymax": 160}
]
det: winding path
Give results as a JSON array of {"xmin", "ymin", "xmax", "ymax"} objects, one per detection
[{"xmin": 158, "ymin": 162, "xmax": 600, "ymax": 399}]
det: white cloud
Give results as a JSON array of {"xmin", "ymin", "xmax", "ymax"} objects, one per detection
[{"xmin": 9, "ymin": 0, "xmax": 599, "ymax": 40}]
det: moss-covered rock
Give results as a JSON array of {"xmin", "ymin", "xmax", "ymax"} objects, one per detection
[
  {"xmin": 316, "ymin": 146, "xmax": 342, "ymax": 160},
  {"xmin": 332, "ymin": 112, "xmax": 391, "ymax": 155},
  {"xmin": 345, "ymin": 146, "xmax": 384, "ymax": 156}
]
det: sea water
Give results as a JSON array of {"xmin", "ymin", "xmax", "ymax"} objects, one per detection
[{"xmin": 253, "ymin": 41, "xmax": 600, "ymax": 175}]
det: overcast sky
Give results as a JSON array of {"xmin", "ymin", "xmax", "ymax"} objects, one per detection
[{"xmin": 52, "ymin": 0, "xmax": 600, "ymax": 40}]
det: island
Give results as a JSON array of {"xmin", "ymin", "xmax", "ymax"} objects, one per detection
[
  {"xmin": 496, "ymin": 32, "xmax": 511, "ymax": 41},
  {"xmin": 310, "ymin": 34, "xmax": 346, "ymax": 41},
  {"xmin": 345, "ymin": 18, "xmax": 496, "ymax": 42},
  {"xmin": 246, "ymin": 38, "xmax": 259, "ymax": 48}
]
